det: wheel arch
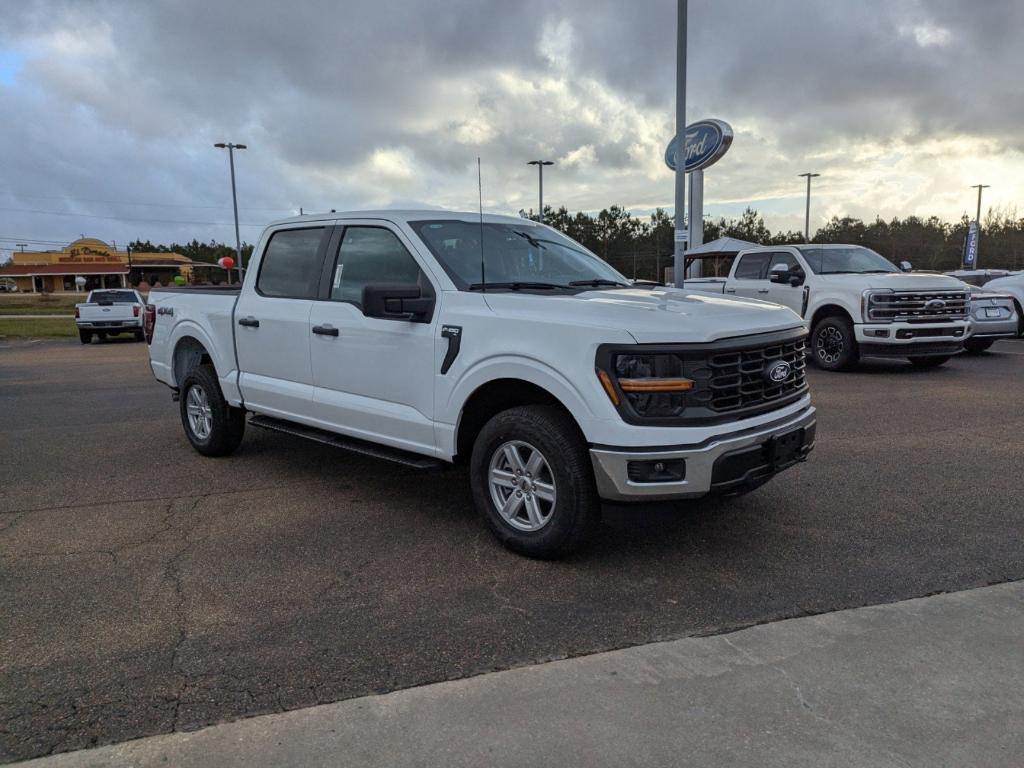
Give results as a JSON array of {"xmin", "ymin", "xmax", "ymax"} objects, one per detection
[
  {"xmin": 808, "ymin": 303, "xmax": 855, "ymax": 330},
  {"xmin": 171, "ymin": 334, "xmax": 215, "ymax": 388},
  {"xmin": 453, "ymin": 378, "xmax": 586, "ymax": 465}
]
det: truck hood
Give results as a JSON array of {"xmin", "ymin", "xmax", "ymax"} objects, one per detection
[
  {"xmin": 815, "ymin": 272, "xmax": 969, "ymax": 292},
  {"xmin": 482, "ymin": 287, "xmax": 804, "ymax": 344}
]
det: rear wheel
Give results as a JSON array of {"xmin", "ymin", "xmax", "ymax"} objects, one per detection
[
  {"xmin": 909, "ymin": 355, "xmax": 951, "ymax": 368},
  {"xmin": 134, "ymin": 330, "xmax": 145, "ymax": 342},
  {"xmin": 78, "ymin": 329, "xmax": 92, "ymax": 344},
  {"xmin": 470, "ymin": 405, "xmax": 600, "ymax": 559},
  {"xmin": 179, "ymin": 364, "xmax": 246, "ymax": 456},
  {"xmin": 964, "ymin": 338, "xmax": 994, "ymax": 354},
  {"xmin": 810, "ymin": 315, "xmax": 859, "ymax": 371}
]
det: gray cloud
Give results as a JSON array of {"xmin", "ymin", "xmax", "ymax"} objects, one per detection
[{"xmin": 0, "ymin": 0, "xmax": 1021, "ymax": 252}]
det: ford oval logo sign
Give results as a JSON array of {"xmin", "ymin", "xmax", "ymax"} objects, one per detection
[
  {"xmin": 765, "ymin": 360, "xmax": 792, "ymax": 384},
  {"xmin": 925, "ymin": 299, "xmax": 947, "ymax": 310},
  {"xmin": 665, "ymin": 119, "xmax": 734, "ymax": 172}
]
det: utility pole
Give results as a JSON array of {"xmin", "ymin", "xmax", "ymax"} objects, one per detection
[
  {"xmin": 798, "ymin": 172, "xmax": 820, "ymax": 243},
  {"xmin": 672, "ymin": 0, "xmax": 687, "ymax": 287},
  {"xmin": 16, "ymin": 243, "xmax": 27, "ymax": 253},
  {"xmin": 214, "ymin": 142, "xmax": 247, "ymax": 283},
  {"xmin": 527, "ymin": 160, "xmax": 554, "ymax": 223},
  {"xmin": 971, "ymin": 184, "xmax": 990, "ymax": 225}
]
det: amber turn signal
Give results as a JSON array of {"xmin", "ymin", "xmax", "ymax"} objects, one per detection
[
  {"xmin": 596, "ymin": 368, "xmax": 620, "ymax": 405},
  {"xmin": 617, "ymin": 378, "xmax": 694, "ymax": 393}
]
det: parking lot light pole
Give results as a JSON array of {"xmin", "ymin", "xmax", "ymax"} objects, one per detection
[
  {"xmin": 214, "ymin": 142, "xmax": 247, "ymax": 283},
  {"xmin": 673, "ymin": 0, "xmax": 687, "ymax": 287},
  {"xmin": 527, "ymin": 160, "xmax": 554, "ymax": 223},
  {"xmin": 798, "ymin": 172, "xmax": 820, "ymax": 243}
]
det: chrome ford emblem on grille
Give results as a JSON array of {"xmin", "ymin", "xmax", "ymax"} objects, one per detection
[
  {"xmin": 765, "ymin": 360, "xmax": 792, "ymax": 383},
  {"xmin": 925, "ymin": 298, "xmax": 947, "ymax": 310}
]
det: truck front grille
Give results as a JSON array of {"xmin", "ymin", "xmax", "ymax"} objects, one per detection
[
  {"xmin": 867, "ymin": 291, "xmax": 969, "ymax": 323},
  {"xmin": 705, "ymin": 338, "xmax": 808, "ymax": 413}
]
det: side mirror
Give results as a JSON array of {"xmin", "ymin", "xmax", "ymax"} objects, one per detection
[
  {"xmin": 769, "ymin": 264, "xmax": 790, "ymax": 284},
  {"xmin": 362, "ymin": 283, "xmax": 434, "ymax": 323},
  {"xmin": 900, "ymin": 261, "xmax": 912, "ymax": 272}
]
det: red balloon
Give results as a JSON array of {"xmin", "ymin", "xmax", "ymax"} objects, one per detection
[{"xmin": 218, "ymin": 256, "xmax": 236, "ymax": 270}]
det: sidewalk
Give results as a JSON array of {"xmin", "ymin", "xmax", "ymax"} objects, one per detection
[{"xmin": 21, "ymin": 582, "xmax": 1024, "ymax": 768}]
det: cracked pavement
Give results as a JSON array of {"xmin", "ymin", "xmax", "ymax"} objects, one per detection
[{"xmin": 1, "ymin": 338, "xmax": 1023, "ymax": 763}]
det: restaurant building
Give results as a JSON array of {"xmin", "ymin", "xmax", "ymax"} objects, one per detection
[{"xmin": 0, "ymin": 238, "xmax": 193, "ymax": 292}]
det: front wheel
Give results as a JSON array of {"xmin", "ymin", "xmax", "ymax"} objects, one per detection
[
  {"xmin": 963, "ymin": 339, "xmax": 994, "ymax": 354},
  {"xmin": 470, "ymin": 405, "xmax": 600, "ymax": 559},
  {"xmin": 810, "ymin": 315, "xmax": 859, "ymax": 371},
  {"xmin": 909, "ymin": 355, "xmax": 951, "ymax": 368},
  {"xmin": 179, "ymin": 364, "xmax": 246, "ymax": 456}
]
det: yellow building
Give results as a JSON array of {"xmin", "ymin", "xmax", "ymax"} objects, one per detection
[{"xmin": 0, "ymin": 238, "xmax": 193, "ymax": 293}]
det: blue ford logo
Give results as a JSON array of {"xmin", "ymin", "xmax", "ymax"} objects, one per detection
[
  {"xmin": 925, "ymin": 299, "xmax": 946, "ymax": 310},
  {"xmin": 765, "ymin": 360, "xmax": 792, "ymax": 384},
  {"xmin": 665, "ymin": 119, "xmax": 734, "ymax": 172}
]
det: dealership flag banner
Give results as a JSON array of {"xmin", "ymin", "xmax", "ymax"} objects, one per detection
[{"xmin": 962, "ymin": 221, "xmax": 979, "ymax": 269}]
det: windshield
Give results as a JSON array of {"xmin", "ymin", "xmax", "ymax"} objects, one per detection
[
  {"xmin": 410, "ymin": 220, "xmax": 628, "ymax": 290},
  {"xmin": 88, "ymin": 290, "xmax": 139, "ymax": 303},
  {"xmin": 801, "ymin": 246, "xmax": 899, "ymax": 275}
]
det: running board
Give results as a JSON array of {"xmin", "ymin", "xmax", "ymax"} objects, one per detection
[{"xmin": 248, "ymin": 415, "xmax": 444, "ymax": 470}]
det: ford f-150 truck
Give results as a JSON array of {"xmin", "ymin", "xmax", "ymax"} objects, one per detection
[
  {"xmin": 146, "ymin": 211, "xmax": 816, "ymax": 558},
  {"xmin": 687, "ymin": 244, "xmax": 971, "ymax": 370},
  {"xmin": 76, "ymin": 288, "xmax": 146, "ymax": 344}
]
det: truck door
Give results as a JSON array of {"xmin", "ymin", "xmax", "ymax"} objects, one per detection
[
  {"xmin": 764, "ymin": 251, "xmax": 808, "ymax": 315},
  {"xmin": 234, "ymin": 225, "xmax": 330, "ymax": 420},
  {"xmin": 308, "ymin": 222, "xmax": 438, "ymax": 456},
  {"xmin": 726, "ymin": 252, "xmax": 772, "ymax": 299}
]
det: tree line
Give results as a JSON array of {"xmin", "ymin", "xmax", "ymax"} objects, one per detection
[{"xmin": 524, "ymin": 205, "xmax": 1024, "ymax": 280}]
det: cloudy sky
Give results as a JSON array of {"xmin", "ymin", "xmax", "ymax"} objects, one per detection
[{"xmin": 1, "ymin": 0, "xmax": 1021, "ymax": 256}]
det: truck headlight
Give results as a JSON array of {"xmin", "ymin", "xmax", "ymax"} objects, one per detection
[
  {"xmin": 862, "ymin": 289, "xmax": 893, "ymax": 322},
  {"xmin": 597, "ymin": 352, "xmax": 695, "ymax": 418}
]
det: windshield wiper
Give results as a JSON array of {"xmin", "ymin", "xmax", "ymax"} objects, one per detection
[
  {"xmin": 567, "ymin": 279, "xmax": 631, "ymax": 288},
  {"xmin": 468, "ymin": 281, "xmax": 566, "ymax": 291}
]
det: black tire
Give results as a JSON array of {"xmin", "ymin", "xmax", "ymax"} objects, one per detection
[
  {"xmin": 78, "ymin": 329, "xmax": 92, "ymax": 344},
  {"xmin": 909, "ymin": 355, "xmax": 951, "ymax": 368},
  {"xmin": 470, "ymin": 405, "xmax": 600, "ymax": 559},
  {"xmin": 810, "ymin": 315, "xmax": 859, "ymax": 371},
  {"xmin": 963, "ymin": 338, "xmax": 994, "ymax": 354},
  {"xmin": 179, "ymin": 364, "xmax": 246, "ymax": 457},
  {"xmin": 134, "ymin": 330, "xmax": 145, "ymax": 342},
  {"xmin": 97, "ymin": 332, "xmax": 107, "ymax": 341}
]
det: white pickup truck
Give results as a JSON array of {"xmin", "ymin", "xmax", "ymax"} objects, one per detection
[
  {"xmin": 687, "ymin": 244, "xmax": 971, "ymax": 370},
  {"xmin": 146, "ymin": 211, "xmax": 816, "ymax": 558},
  {"xmin": 76, "ymin": 288, "xmax": 146, "ymax": 344}
]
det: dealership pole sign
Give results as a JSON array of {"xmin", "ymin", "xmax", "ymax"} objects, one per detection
[
  {"xmin": 665, "ymin": 119, "xmax": 734, "ymax": 172},
  {"xmin": 962, "ymin": 221, "xmax": 979, "ymax": 269}
]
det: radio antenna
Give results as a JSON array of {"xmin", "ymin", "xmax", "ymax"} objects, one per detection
[{"xmin": 477, "ymin": 157, "xmax": 486, "ymax": 292}]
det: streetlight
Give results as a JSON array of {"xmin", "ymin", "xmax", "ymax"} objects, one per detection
[
  {"xmin": 214, "ymin": 142, "xmax": 247, "ymax": 283},
  {"xmin": 673, "ymin": 0, "xmax": 687, "ymax": 287},
  {"xmin": 971, "ymin": 184, "xmax": 990, "ymax": 226},
  {"xmin": 527, "ymin": 160, "xmax": 554, "ymax": 223},
  {"xmin": 798, "ymin": 172, "xmax": 821, "ymax": 243}
]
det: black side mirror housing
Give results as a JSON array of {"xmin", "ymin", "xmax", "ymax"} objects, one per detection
[{"xmin": 362, "ymin": 284, "xmax": 434, "ymax": 323}]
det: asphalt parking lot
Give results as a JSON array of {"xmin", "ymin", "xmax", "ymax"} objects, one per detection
[{"xmin": 2, "ymin": 337, "xmax": 1023, "ymax": 762}]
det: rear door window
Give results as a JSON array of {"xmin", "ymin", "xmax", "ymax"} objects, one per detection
[
  {"xmin": 734, "ymin": 253, "xmax": 771, "ymax": 280},
  {"xmin": 256, "ymin": 228, "xmax": 326, "ymax": 299}
]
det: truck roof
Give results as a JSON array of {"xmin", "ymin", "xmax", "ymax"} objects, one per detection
[{"xmin": 265, "ymin": 209, "xmax": 536, "ymax": 228}]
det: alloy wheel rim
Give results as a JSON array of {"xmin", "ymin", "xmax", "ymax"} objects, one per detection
[
  {"xmin": 186, "ymin": 384, "xmax": 213, "ymax": 440},
  {"xmin": 488, "ymin": 440, "xmax": 557, "ymax": 532},
  {"xmin": 816, "ymin": 326, "xmax": 844, "ymax": 364}
]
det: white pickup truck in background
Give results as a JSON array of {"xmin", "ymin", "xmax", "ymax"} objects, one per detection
[
  {"xmin": 75, "ymin": 288, "xmax": 146, "ymax": 344},
  {"xmin": 146, "ymin": 210, "xmax": 817, "ymax": 558},
  {"xmin": 686, "ymin": 244, "xmax": 971, "ymax": 370}
]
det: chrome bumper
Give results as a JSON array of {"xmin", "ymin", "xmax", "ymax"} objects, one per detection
[{"xmin": 590, "ymin": 406, "xmax": 816, "ymax": 502}]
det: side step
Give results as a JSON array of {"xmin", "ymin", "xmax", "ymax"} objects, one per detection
[{"xmin": 248, "ymin": 415, "xmax": 445, "ymax": 470}]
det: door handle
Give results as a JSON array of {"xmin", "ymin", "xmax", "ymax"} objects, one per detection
[
  {"xmin": 312, "ymin": 324, "xmax": 339, "ymax": 337},
  {"xmin": 725, "ymin": 288, "xmax": 737, "ymax": 294},
  {"xmin": 238, "ymin": 316, "xmax": 260, "ymax": 328},
  {"xmin": 757, "ymin": 289, "xmax": 770, "ymax": 294}
]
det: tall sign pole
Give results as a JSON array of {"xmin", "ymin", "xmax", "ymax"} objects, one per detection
[
  {"xmin": 971, "ymin": 183, "xmax": 989, "ymax": 268},
  {"xmin": 672, "ymin": 0, "xmax": 688, "ymax": 288}
]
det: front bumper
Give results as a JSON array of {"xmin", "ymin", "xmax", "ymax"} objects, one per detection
[
  {"xmin": 590, "ymin": 405, "xmax": 816, "ymax": 502},
  {"xmin": 855, "ymin": 321, "xmax": 968, "ymax": 358}
]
